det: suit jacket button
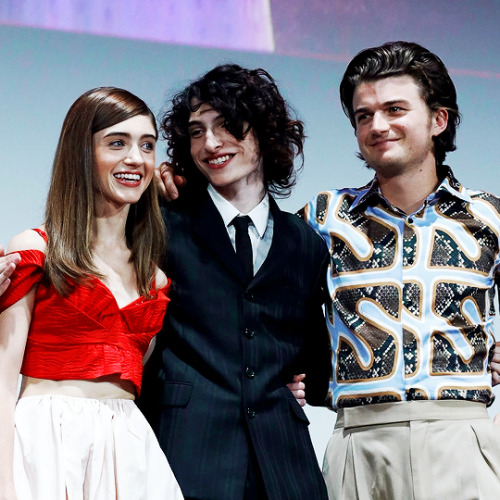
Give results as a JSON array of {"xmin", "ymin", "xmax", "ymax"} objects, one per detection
[
  {"xmin": 246, "ymin": 367, "xmax": 256, "ymax": 378},
  {"xmin": 244, "ymin": 328, "xmax": 255, "ymax": 338},
  {"xmin": 247, "ymin": 408, "xmax": 256, "ymax": 418}
]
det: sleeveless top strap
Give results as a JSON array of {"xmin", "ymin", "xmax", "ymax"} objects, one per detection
[{"xmin": 32, "ymin": 228, "xmax": 48, "ymax": 243}]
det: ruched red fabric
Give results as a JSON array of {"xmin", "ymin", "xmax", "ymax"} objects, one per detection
[{"xmin": 0, "ymin": 246, "xmax": 170, "ymax": 396}]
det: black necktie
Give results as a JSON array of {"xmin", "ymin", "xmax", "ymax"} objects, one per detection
[{"xmin": 232, "ymin": 215, "xmax": 253, "ymax": 282}]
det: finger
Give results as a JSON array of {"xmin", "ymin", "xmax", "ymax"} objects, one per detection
[
  {"xmin": 492, "ymin": 369, "xmax": 500, "ymax": 387},
  {"xmin": 159, "ymin": 162, "xmax": 179, "ymax": 201},
  {"xmin": 0, "ymin": 256, "xmax": 12, "ymax": 273},
  {"xmin": 174, "ymin": 175, "xmax": 187, "ymax": 187},
  {"xmin": 0, "ymin": 277, "xmax": 11, "ymax": 296},
  {"xmin": 293, "ymin": 373, "xmax": 306, "ymax": 382},
  {"xmin": 0, "ymin": 254, "xmax": 20, "ymax": 278},
  {"xmin": 163, "ymin": 176, "xmax": 179, "ymax": 201},
  {"xmin": 294, "ymin": 389, "xmax": 306, "ymax": 399},
  {"xmin": 10, "ymin": 253, "xmax": 21, "ymax": 264},
  {"xmin": 154, "ymin": 168, "xmax": 167, "ymax": 199},
  {"xmin": 288, "ymin": 381, "xmax": 306, "ymax": 391},
  {"xmin": 494, "ymin": 413, "xmax": 500, "ymax": 425},
  {"xmin": 1, "ymin": 261, "xmax": 16, "ymax": 280},
  {"xmin": 493, "ymin": 344, "xmax": 500, "ymax": 363}
]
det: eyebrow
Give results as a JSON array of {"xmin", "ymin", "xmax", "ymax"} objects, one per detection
[
  {"xmin": 102, "ymin": 131, "xmax": 157, "ymax": 140},
  {"xmin": 188, "ymin": 112, "xmax": 224, "ymax": 126},
  {"xmin": 354, "ymin": 99, "xmax": 410, "ymax": 115}
]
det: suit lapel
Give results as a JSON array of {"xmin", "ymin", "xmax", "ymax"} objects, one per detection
[
  {"xmin": 252, "ymin": 197, "xmax": 297, "ymax": 285},
  {"xmin": 191, "ymin": 192, "xmax": 249, "ymax": 284},
  {"xmin": 190, "ymin": 193, "xmax": 296, "ymax": 286}
]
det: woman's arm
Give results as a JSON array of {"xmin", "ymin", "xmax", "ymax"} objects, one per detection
[{"xmin": 0, "ymin": 230, "xmax": 44, "ymax": 499}]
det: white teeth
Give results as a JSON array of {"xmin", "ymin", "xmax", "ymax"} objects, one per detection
[
  {"xmin": 208, "ymin": 155, "xmax": 231, "ymax": 165},
  {"xmin": 114, "ymin": 173, "xmax": 141, "ymax": 181}
]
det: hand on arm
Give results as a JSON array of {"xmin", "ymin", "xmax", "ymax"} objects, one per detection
[
  {"xmin": 287, "ymin": 373, "xmax": 307, "ymax": 407},
  {"xmin": 491, "ymin": 342, "xmax": 500, "ymax": 387},
  {"xmin": 0, "ymin": 245, "xmax": 20, "ymax": 297},
  {"xmin": 155, "ymin": 162, "xmax": 187, "ymax": 201}
]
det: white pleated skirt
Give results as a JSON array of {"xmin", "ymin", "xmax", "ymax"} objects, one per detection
[{"xmin": 13, "ymin": 395, "xmax": 184, "ymax": 500}]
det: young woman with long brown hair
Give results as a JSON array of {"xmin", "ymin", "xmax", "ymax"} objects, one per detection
[{"xmin": 0, "ymin": 87, "xmax": 183, "ymax": 499}]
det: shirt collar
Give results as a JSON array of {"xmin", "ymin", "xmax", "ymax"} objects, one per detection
[
  {"xmin": 349, "ymin": 165, "xmax": 471, "ymax": 212},
  {"xmin": 207, "ymin": 184, "xmax": 270, "ymax": 238}
]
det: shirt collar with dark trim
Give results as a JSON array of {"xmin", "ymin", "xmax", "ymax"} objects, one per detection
[{"xmin": 349, "ymin": 165, "xmax": 471, "ymax": 213}]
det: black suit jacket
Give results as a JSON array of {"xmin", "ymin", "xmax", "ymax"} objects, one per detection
[{"xmin": 140, "ymin": 192, "xmax": 331, "ymax": 500}]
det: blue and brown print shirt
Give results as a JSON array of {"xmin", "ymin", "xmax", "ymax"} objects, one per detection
[{"xmin": 304, "ymin": 167, "xmax": 500, "ymax": 410}]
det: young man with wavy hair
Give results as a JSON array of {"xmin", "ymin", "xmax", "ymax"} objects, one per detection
[{"xmin": 303, "ymin": 41, "xmax": 500, "ymax": 500}]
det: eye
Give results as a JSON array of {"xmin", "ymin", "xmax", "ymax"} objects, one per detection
[
  {"xmin": 388, "ymin": 106, "xmax": 404, "ymax": 114},
  {"xmin": 109, "ymin": 139, "xmax": 125, "ymax": 147},
  {"xmin": 141, "ymin": 141, "xmax": 156, "ymax": 152},
  {"xmin": 188, "ymin": 127, "xmax": 203, "ymax": 138},
  {"xmin": 356, "ymin": 113, "xmax": 369, "ymax": 124}
]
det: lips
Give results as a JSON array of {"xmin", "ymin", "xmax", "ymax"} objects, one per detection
[
  {"xmin": 113, "ymin": 172, "xmax": 142, "ymax": 185},
  {"xmin": 370, "ymin": 137, "xmax": 399, "ymax": 148},
  {"xmin": 206, "ymin": 154, "xmax": 233, "ymax": 169}
]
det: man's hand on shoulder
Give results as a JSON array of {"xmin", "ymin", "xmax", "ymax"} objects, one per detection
[
  {"xmin": 155, "ymin": 162, "xmax": 187, "ymax": 201},
  {"xmin": 287, "ymin": 373, "xmax": 307, "ymax": 407},
  {"xmin": 0, "ymin": 245, "xmax": 20, "ymax": 296}
]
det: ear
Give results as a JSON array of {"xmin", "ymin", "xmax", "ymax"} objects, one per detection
[{"xmin": 432, "ymin": 108, "xmax": 448, "ymax": 137}]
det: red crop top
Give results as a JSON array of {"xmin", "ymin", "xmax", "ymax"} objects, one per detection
[{"xmin": 0, "ymin": 230, "xmax": 170, "ymax": 396}]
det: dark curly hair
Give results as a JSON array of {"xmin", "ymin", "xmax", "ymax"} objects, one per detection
[
  {"xmin": 340, "ymin": 41, "xmax": 461, "ymax": 166},
  {"xmin": 161, "ymin": 64, "xmax": 305, "ymax": 198}
]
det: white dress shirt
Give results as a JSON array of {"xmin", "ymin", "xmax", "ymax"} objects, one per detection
[{"xmin": 207, "ymin": 184, "xmax": 274, "ymax": 275}]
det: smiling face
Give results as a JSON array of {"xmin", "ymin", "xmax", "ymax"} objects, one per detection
[
  {"xmin": 352, "ymin": 75, "xmax": 448, "ymax": 180},
  {"xmin": 92, "ymin": 114, "xmax": 156, "ymax": 213},
  {"xmin": 188, "ymin": 103, "xmax": 264, "ymax": 200}
]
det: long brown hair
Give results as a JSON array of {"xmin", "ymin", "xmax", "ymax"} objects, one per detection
[{"xmin": 45, "ymin": 87, "xmax": 166, "ymax": 297}]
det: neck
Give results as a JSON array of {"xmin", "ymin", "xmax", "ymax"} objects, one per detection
[
  {"xmin": 214, "ymin": 183, "xmax": 267, "ymax": 214},
  {"xmin": 377, "ymin": 163, "xmax": 439, "ymax": 215},
  {"xmin": 91, "ymin": 206, "xmax": 129, "ymax": 250}
]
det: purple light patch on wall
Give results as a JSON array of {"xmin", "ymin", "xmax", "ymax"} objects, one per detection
[
  {"xmin": 2, "ymin": 0, "xmax": 499, "ymax": 80},
  {"xmin": 0, "ymin": 0, "xmax": 275, "ymax": 52}
]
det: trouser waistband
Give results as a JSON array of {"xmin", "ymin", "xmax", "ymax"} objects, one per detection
[{"xmin": 335, "ymin": 400, "xmax": 489, "ymax": 429}]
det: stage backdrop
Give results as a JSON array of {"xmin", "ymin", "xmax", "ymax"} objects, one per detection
[{"xmin": 1, "ymin": 0, "xmax": 499, "ymax": 462}]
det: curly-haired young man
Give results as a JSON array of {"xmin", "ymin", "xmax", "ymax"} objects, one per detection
[{"xmin": 139, "ymin": 64, "xmax": 331, "ymax": 500}]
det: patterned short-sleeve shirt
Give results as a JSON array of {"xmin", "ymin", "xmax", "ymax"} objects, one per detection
[{"xmin": 304, "ymin": 167, "xmax": 500, "ymax": 410}]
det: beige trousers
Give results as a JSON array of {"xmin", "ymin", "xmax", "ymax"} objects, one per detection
[{"xmin": 323, "ymin": 400, "xmax": 500, "ymax": 500}]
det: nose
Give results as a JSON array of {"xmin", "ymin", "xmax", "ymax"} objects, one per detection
[
  {"xmin": 204, "ymin": 129, "xmax": 222, "ymax": 152},
  {"xmin": 124, "ymin": 144, "xmax": 144, "ymax": 166},
  {"xmin": 371, "ymin": 111, "xmax": 390, "ymax": 134}
]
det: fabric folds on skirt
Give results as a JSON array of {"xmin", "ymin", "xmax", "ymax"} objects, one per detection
[{"xmin": 13, "ymin": 394, "xmax": 184, "ymax": 500}]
